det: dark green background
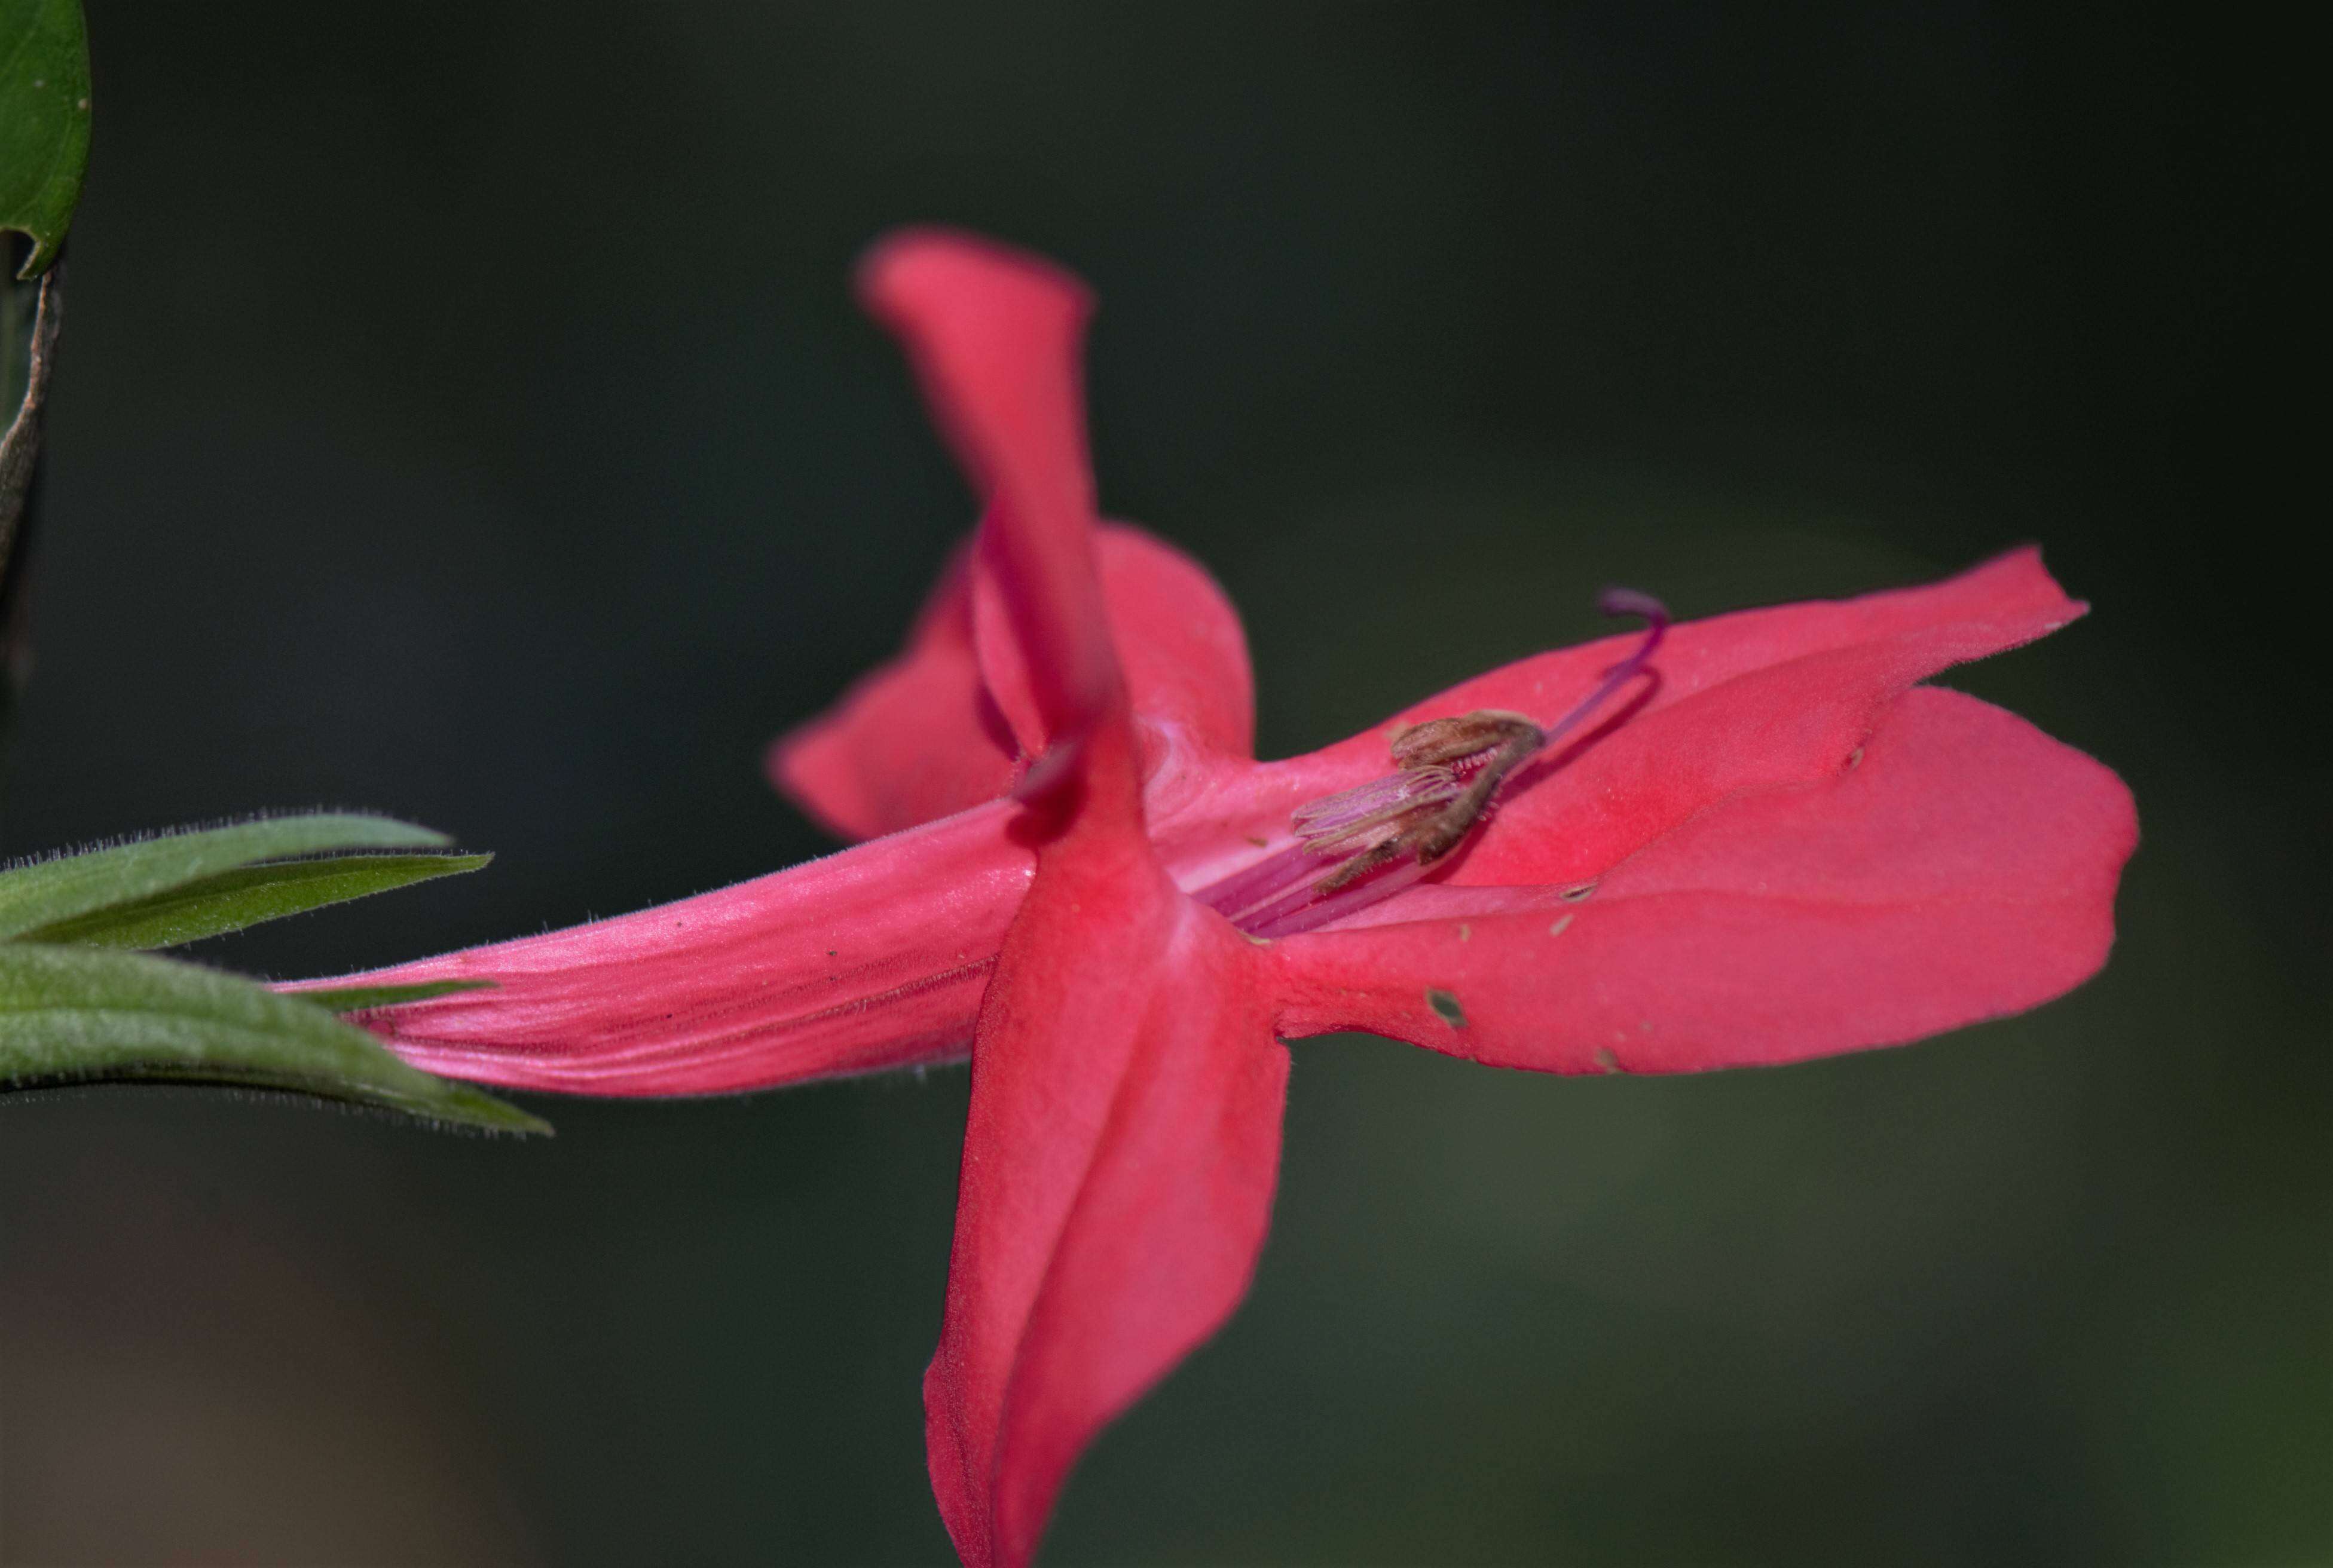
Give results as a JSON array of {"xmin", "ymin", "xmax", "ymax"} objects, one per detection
[{"xmin": 1, "ymin": 5, "xmax": 2318, "ymax": 1563}]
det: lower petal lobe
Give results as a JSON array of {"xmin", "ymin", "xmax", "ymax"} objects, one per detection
[
  {"xmin": 924, "ymin": 732, "xmax": 1283, "ymax": 1568},
  {"xmin": 867, "ymin": 233, "xmax": 1284, "ymax": 1567},
  {"xmin": 1270, "ymin": 686, "xmax": 2136, "ymax": 1072}
]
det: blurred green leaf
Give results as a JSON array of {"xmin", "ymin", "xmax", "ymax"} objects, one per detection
[
  {"xmin": 0, "ymin": 813, "xmax": 453, "ymax": 940},
  {"xmin": 0, "ymin": 0, "xmax": 92, "ymax": 277},
  {"xmin": 298, "ymin": 979, "xmax": 496, "ymax": 1013},
  {"xmin": 19, "ymin": 851, "xmax": 493, "ymax": 948},
  {"xmin": 0, "ymin": 944, "xmax": 548, "ymax": 1133}
]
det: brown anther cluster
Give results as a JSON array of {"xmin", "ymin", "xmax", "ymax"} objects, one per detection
[
  {"xmin": 1316, "ymin": 709, "xmax": 1548, "ymax": 893},
  {"xmin": 1387, "ymin": 709, "xmax": 1543, "ymax": 769}
]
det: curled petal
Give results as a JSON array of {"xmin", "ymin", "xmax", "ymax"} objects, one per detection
[
  {"xmin": 768, "ymin": 543, "xmax": 1019, "ymax": 841},
  {"xmin": 967, "ymin": 521, "xmax": 1258, "ymax": 776},
  {"xmin": 1268, "ymin": 686, "xmax": 2137, "ymax": 1071},
  {"xmin": 861, "ymin": 228, "xmax": 1119, "ymax": 752},
  {"xmin": 926, "ymin": 768, "xmax": 1283, "ymax": 1568},
  {"xmin": 286, "ymin": 801, "xmax": 1033, "ymax": 1095},
  {"xmin": 1010, "ymin": 523, "xmax": 1255, "ymax": 769},
  {"xmin": 772, "ymin": 525, "xmax": 1256, "ymax": 841}
]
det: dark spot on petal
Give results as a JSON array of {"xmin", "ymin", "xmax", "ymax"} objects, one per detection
[
  {"xmin": 1846, "ymin": 746, "xmax": 1864, "ymax": 771},
  {"xmin": 1594, "ymin": 1046, "xmax": 1620, "ymax": 1074},
  {"xmin": 1426, "ymin": 988, "xmax": 1467, "ymax": 1028},
  {"xmin": 1560, "ymin": 881, "xmax": 1597, "ymax": 902}
]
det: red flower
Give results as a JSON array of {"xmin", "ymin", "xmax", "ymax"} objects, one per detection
[{"xmin": 308, "ymin": 232, "xmax": 2136, "ymax": 1567}]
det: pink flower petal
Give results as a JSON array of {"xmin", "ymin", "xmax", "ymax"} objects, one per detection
[
  {"xmin": 768, "ymin": 541, "xmax": 1020, "ymax": 841},
  {"xmin": 867, "ymin": 233, "xmax": 1285, "ymax": 1568},
  {"xmin": 925, "ymin": 734, "xmax": 1283, "ymax": 1568},
  {"xmin": 1090, "ymin": 525, "xmax": 1255, "ymax": 766},
  {"xmin": 1447, "ymin": 547, "xmax": 2088, "ymax": 887},
  {"xmin": 773, "ymin": 523, "xmax": 1256, "ymax": 843},
  {"xmin": 1268, "ymin": 685, "xmax": 2137, "ymax": 1071},
  {"xmin": 860, "ymin": 229, "xmax": 1118, "ymax": 752},
  {"xmin": 1387, "ymin": 546, "xmax": 2078, "ymax": 747},
  {"xmin": 1222, "ymin": 547, "xmax": 2088, "ymax": 892}
]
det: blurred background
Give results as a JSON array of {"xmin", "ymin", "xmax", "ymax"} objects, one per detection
[{"xmin": 1, "ymin": 4, "xmax": 2319, "ymax": 1563}]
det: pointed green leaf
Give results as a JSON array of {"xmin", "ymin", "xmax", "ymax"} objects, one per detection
[
  {"xmin": 0, "ymin": 814, "xmax": 455, "ymax": 940},
  {"xmin": 0, "ymin": 944, "xmax": 549, "ymax": 1134},
  {"xmin": 19, "ymin": 851, "xmax": 493, "ymax": 948},
  {"xmin": 299, "ymin": 979, "xmax": 496, "ymax": 1013},
  {"xmin": 0, "ymin": 0, "xmax": 92, "ymax": 277}
]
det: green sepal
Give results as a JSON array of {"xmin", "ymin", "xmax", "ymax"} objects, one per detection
[
  {"xmin": 0, "ymin": 0, "xmax": 92, "ymax": 277},
  {"xmin": 0, "ymin": 813, "xmax": 456, "ymax": 941},
  {"xmin": 298, "ymin": 979, "xmax": 496, "ymax": 1013},
  {"xmin": 17, "ymin": 851, "xmax": 493, "ymax": 949},
  {"xmin": 0, "ymin": 944, "xmax": 549, "ymax": 1134}
]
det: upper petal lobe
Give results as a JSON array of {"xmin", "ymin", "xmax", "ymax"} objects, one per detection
[
  {"xmin": 860, "ymin": 229, "xmax": 1116, "ymax": 748},
  {"xmin": 1233, "ymin": 546, "xmax": 2090, "ymax": 890}
]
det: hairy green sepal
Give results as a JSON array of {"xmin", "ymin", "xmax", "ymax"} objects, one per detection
[
  {"xmin": 0, "ymin": 813, "xmax": 541, "ymax": 1132},
  {"xmin": 0, "ymin": 944, "xmax": 547, "ymax": 1134}
]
